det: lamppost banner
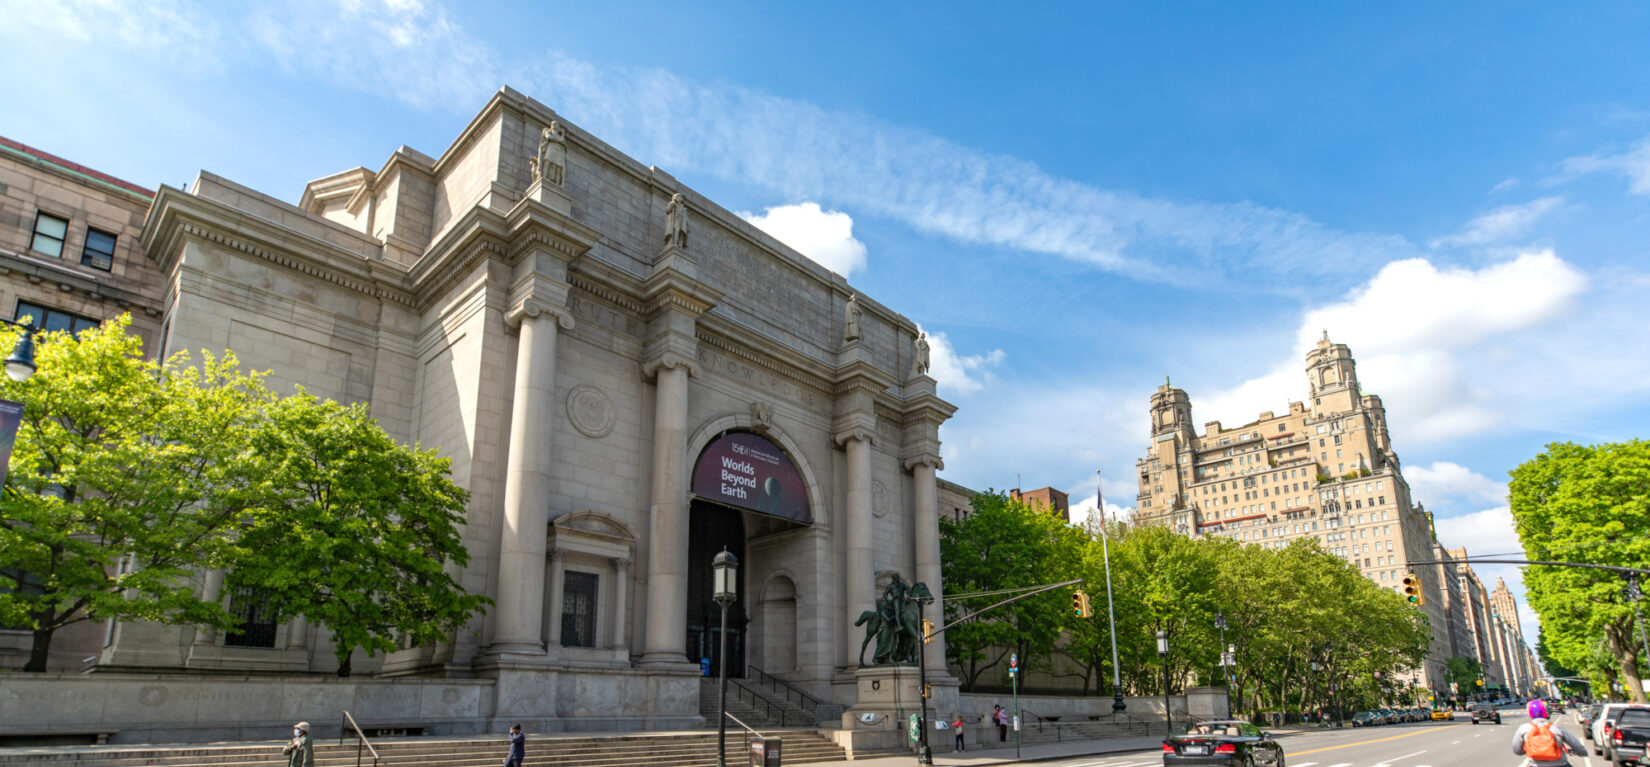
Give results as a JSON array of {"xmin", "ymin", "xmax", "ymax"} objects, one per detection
[{"xmin": 0, "ymin": 399, "xmax": 22, "ymax": 487}]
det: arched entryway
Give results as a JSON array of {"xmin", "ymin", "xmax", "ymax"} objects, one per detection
[
  {"xmin": 686, "ymin": 429, "xmax": 815, "ymax": 679},
  {"xmin": 686, "ymin": 501, "xmax": 746, "ymax": 677}
]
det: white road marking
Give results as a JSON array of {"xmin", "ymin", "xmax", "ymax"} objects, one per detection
[
  {"xmin": 1451, "ymin": 740, "xmax": 1461, "ymax": 745},
  {"xmin": 1291, "ymin": 762, "xmax": 1318, "ymax": 767},
  {"xmin": 1323, "ymin": 762, "xmax": 1353, "ymax": 767}
]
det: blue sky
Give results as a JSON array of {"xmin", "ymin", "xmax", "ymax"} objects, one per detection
[{"xmin": 7, "ymin": 1, "xmax": 1650, "ymax": 646}]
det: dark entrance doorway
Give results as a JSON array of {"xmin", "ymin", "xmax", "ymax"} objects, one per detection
[{"xmin": 687, "ymin": 500, "xmax": 746, "ymax": 677}]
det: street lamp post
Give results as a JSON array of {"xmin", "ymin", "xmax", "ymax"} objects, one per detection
[
  {"xmin": 1215, "ymin": 612, "xmax": 1232, "ymax": 718},
  {"xmin": 915, "ymin": 588, "xmax": 934, "ymax": 766},
  {"xmin": 1325, "ymin": 642, "xmax": 1339, "ymax": 727},
  {"xmin": 1374, "ymin": 671, "xmax": 1384, "ymax": 708},
  {"xmin": 1157, "ymin": 625, "xmax": 1171, "ymax": 738},
  {"xmin": 1096, "ymin": 471, "xmax": 1126, "ymax": 714},
  {"xmin": 1310, "ymin": 660, "xmax": 1322, "ymax": 724},
  {"xmin": 712, "ymin": 548, "xmax": 739, "ymax": 767},
  {"xmin": 0, "ymin": 319, "xmax": 38, "ymax": 381}
]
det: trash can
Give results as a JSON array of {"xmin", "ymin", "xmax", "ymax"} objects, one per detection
[{"xmin": 749, "ymin": 736, "xmax": 782, "ymax": 766}]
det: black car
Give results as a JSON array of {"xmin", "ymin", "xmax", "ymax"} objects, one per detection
[
  {"xmin": 1351, "ymin": 711, "xmax": 1380, "ymax": 727},
  {"xmin": 1471, "ymin": 704, "xmax": 1502, "ymax": 725},
  {"xmin": 1163, "ymin": 720, "xmax": 1286, "ymax": 767}
]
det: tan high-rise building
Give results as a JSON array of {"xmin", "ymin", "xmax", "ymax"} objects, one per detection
[{"xmin": 1136, "ymin": 333, "xmax": 1452, "ymax": 690}]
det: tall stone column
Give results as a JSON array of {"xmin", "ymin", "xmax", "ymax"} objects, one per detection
[
  {"xmin": 192, "ymin": 569, "xmax": 224, "ymax": 648},
  {"xmin": 909, "ymin": 457, "xmax": 945, "ymax": 673},
  {"xmin": 840, "ymin": 430, "xmax": 875, "ymax": 663},
  {"xmin": 611, "ymin": 558, "xmax": 631, "ymax": 650},
  {"xmin": 642, "ymin": 360, "xmax": 692, "ymax": 664},
  {"xmin": 492, "ymin": 303, "xmax": 573, "ymax": 654}
]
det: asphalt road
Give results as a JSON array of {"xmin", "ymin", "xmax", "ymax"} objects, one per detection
[{"xmin": 1040, "ymin": 708, "xmax": 1597, "ymax": 767}]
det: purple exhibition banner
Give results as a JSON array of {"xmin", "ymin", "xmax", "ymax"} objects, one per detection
[
  {"xmin": 0, "ymin": 399, "xmax": 21, "ymax": 488},
  {"xmin": 691, "ymin": 432, "xmax": 811, "ymax": 524}
]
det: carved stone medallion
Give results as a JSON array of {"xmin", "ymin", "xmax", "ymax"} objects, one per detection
[
  {"xmin": 566, "ymin": 384, "xmax": 616, "ymax": 438},
  {"xmin": 872, "ymin": 479, "xmax": 889, "ymax": 519}
]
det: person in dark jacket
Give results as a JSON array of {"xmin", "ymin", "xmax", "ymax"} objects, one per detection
[
  {"xmin": 283, "ymin": 721, "xmax": 314, "ymax": 767},
  {"xmin": 504, "ymin": 724, "xmax": 525, "ymax": 767}
]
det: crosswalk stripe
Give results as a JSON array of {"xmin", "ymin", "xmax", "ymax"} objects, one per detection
[{"xmin": 1291, "ymin": 762, "xmax": 1318, "ymax": 767}]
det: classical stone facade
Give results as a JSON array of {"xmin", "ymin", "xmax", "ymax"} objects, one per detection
[
  {"xmin": 1134, "ymin": 334, "xmax": 1452, "ymax": 693},
  {"xmin": 2, "ymin": 88, "xmax": 959, "ymax": 737}
]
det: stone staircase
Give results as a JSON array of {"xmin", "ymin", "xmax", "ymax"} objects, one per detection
[
  {"xmin": 699, "ymin": 676, "xmax": 820, "ymax": 729},
  {"xmin": 0, "ymin": 730, "xmax": 851, "ymax": 767}
]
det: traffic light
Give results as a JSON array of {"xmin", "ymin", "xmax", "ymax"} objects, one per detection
[
  {"xmin": 1072, "ymin": 589, "xmax": 1093, "ymax": 618},
  {"xmin": 922, "ymin": 619, "xmax": 936, "ymax": 645},
  {"xmin": 1401, "ymin": 573, "xmax": 1425, "ymax": 606}
]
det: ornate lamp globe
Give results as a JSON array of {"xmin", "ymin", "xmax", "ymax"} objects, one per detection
[{"xmin": 712, "ymin": 548, "xmax": 738, "ymax": 605}]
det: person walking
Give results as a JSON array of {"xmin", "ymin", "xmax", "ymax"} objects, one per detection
[
  {"xmin": 952, "ymin": 713, "xmax": 965, "ymax": 752},
  {"xmin": 1511, "ymin": 699, "xmax": 1584, "ymax": 767},
  {"xmin": 504, "ymin": 724, "xmax": 525, "ymax": 767},
  {"xmin": 282, "ymin": 722, "xmax": 314, "ymax": 767}
]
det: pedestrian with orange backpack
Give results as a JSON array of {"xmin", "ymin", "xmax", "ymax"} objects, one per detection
[{"xmin": 1513, "ymin": 699, "xmax": 1585, "ymax": 767}]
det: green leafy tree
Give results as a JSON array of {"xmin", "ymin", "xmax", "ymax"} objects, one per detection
[
  {"xmin": 0, "ymin": 317, "xmax": 268, "ymax": 670},
  {"xmin": 1444, "ymin": 656, "xmax": 1485, "ymax": 690},
  {"xmin": 939, "ymin": 490, "xmax": 1081, "ymax": 689},
  {"xmin": 226, "ymin": 393, "xmax": 489, "ymax": 676},
  {"xmin": 1510, "ymin": 441, "xmax": 1650, "ymax": 702}
]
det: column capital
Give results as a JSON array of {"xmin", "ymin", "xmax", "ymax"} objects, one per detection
[
  {"xmin": 640, "ymin": 349, "xmax": 701, "ymax": 381},
  {"xmin": 506, "ymin": 298, "xmax": 576, "ymax": 331},
  {"xmin": 902, "ymin": 453, "xmax": 944, "ymax": 471},
  {"xmin": 611, "ymin": 557, "xmax": 632, "ymax": 572},
  {"xmin": 834, "ymin": 426, "xmax": 876, "ymax": 447}
]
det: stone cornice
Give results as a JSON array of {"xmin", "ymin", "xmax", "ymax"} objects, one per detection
[
  {"xmin": 640, "ymin": 267, "xmax": 722, "ymax": 320},
  {"xmin": 0, "ymin": 248, "xmax": 162, "ymax": 316},
  {"xmin": 140, "ymin": 186, "xmax": 418, "ymax": 308}
]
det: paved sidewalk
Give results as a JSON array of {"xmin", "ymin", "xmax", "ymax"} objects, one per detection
[{"xmin": 791, "ymin": 733, "xmax": 1168, "ymax": 766}]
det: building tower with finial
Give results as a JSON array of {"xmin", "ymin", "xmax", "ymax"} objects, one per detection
[{"xmin": 1134, "ymin": 334, "xmax": 1448, "ymax": 689}]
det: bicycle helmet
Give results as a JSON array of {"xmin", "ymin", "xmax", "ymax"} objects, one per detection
[{"xmin": 1527, "ymin": 699, "xmax": 1547, "ymax": 719}]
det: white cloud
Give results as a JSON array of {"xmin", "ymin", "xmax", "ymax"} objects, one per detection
[
  {"xmin": 151, "ymin": 0, "xmax": 1422, "ymax": 288},
  {"xmin": 1490, "ymin": 177, "xmax": 1519, "ymax": 194},
  {"xmin": 0, "ymin": 0, "xmax": 222, "ymax": 66},
  {"xmin": 1405, "ymin": 462, "xmax": 1508, "ymax": 508},
  {"xmin": 736, "ymin": 202, "xmax": 868, "ymax": 276},
  {"xmin": 1430, "ymin": 196, "xmax": 1563, "ymax": 248},
  {"xmin": 922, "ymin": 329, "xmax": 1003, "ymax": 396},
  {"xmin": 1560, "ymin": 137, "xmax": 1650, "ymax": 195},
  {"xmin": 1069, "ymin": 493, "xmax": 1135, "ymax": 528},
  {"xmin": 1199, "ymin": 251, "xmax": 1589, "ymax": 444}
]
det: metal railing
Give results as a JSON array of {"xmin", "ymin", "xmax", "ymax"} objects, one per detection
[
  {"xmin": 746, "ymin": 666, "xmax": 823, "ymax": 721},
  {"xmin": 728, "ymin": 678, "xmax": 807, "ymax": 727},
  {"xmin": 338, "ymin": 710, "xmax": 381, "ymax": 767}
]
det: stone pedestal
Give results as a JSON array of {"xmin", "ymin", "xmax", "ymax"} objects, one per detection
[
  {"xmin": 524, "ymin": 178, "xmax": 573, "ymax": 216},
  {"xmin": 836, "ymin": 666, "xmax": 933, "ymax": 756}
]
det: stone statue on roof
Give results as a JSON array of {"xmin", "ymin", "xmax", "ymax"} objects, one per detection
[
  {"xmin": 530, "ymin": 122, "xmax": 567, "ymax": 187},
  {"xmin": 664, "ymin": 193, "xmax": 689, "ymax": 250}
]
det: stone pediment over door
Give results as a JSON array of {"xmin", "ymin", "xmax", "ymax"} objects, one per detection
[{"xmin": 550, "ymin": 509, "xmax": 639, "ymax": 547}]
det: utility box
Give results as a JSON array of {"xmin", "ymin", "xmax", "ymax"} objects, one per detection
[{"xmin": 749, "ymin": 736, "xmax": 782, "ymax": 766}]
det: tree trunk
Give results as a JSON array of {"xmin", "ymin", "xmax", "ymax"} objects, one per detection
[
  {"xmin": 1608, "ymin": 626, "xmax": 1646, "ymax": 703},
  {"xmin": 24, "ymin": 627, "xmax": 54, "ymax": 672},
  {"xmin": 336, "ymin": 652, "xmax": 352, "ymax": 677}
]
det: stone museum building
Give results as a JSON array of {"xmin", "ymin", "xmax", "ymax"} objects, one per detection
[{"xmin": 0, "ymin": 88, "xmax": 959, "ymax": 740}]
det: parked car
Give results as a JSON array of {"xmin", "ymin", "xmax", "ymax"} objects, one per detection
[
  {"xmin": 1582, "ymin": 704, "xmax": 1603, "ymax": 741},
  {"xmin": 1413, "ymin": 708, "xmax": 1431, "ymax": 722},
  {"xmin": 1471, "ymin": 703, "xmax": 1502, "ymax": 725},
  {"xmin": 1431, "ymin": 708, "xmax": 1454, "ymax": 721},
  {"xmin": 1607, "ymin": 706, "xmax": 1650, "ymax": 767},
  {"xmin": 1596, "ymin": 705, "xmax": 1650, "ymax": 756},
  {"xmin": 1162, "ymin": 720, "xmax": 1286, "ymax": 767},
  {"xmin": 1352, "ymin": 711, "xmax": 1380, "ymax": 727}
]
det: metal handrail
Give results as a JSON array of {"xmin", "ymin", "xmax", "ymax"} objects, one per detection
[
  {"xmin": 338, "ymin": 710, "xmax": 381, "ymax": 767},
  {"xmin": 729, "ymin": 680, "xmax": 794, "ymax": 727},
  {"xmin": 746, "ymin": 665, "xmax": 823, "ymax": 713}
]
